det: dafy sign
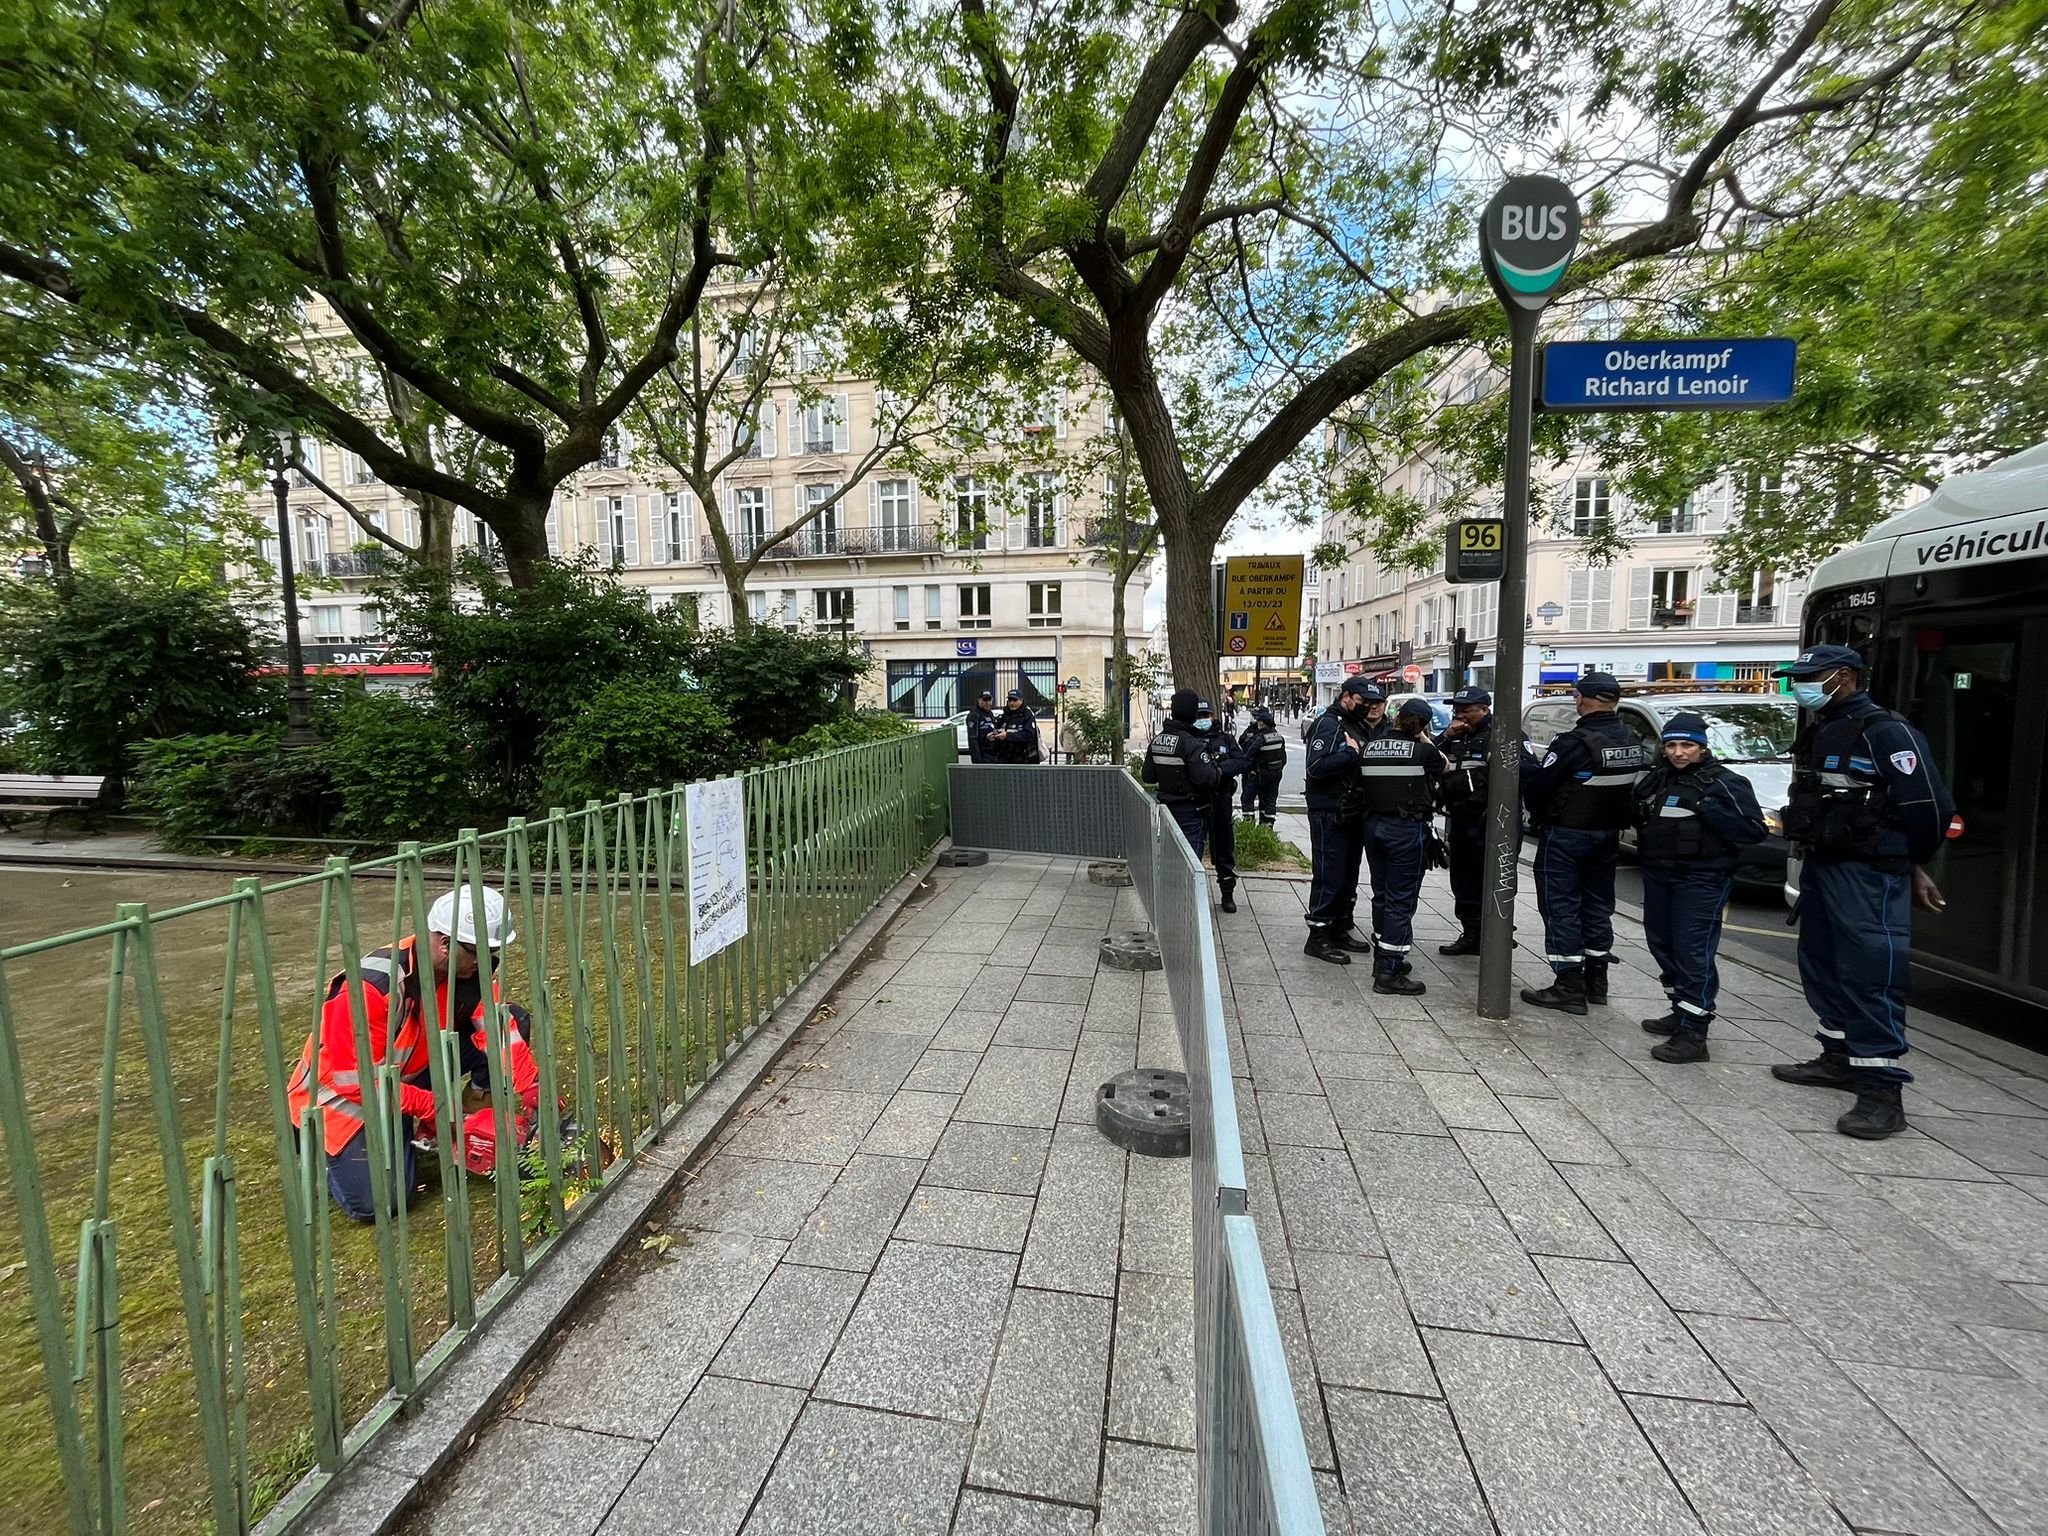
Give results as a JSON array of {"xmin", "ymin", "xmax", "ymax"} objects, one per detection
[{"xmin": 1475, "ymin": 175, "xmax": 1581, "ymax": 1020}]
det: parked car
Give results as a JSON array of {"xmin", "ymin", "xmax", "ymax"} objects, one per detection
[
  {"xmin": 1520, "ymin": 691, "xmax": 1797, "ymax": 895},
  {"xmin": 1299, "ymin": 704, "xmax": 1326, "ymax": 741},
  {"xmin": 1385, "ymin": 693, "xmax": 1454, "ymax": 734}
]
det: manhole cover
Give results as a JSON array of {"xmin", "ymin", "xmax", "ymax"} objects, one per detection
[{"xmin": 1096, "ymin": 1067, "xmax": 1191, "ymax": 1157}]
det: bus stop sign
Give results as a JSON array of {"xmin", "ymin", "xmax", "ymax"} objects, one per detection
[
  {"xmin": 1540, "ymin": 338, "xmax": 1797, "ymax": 412},
  {"xmin": 1445, "ymin": 519, "xmax": 1506, "ymax": 584}
]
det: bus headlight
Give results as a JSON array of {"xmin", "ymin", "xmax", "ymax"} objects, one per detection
[{"xmin": 1762, "ymin": 807, "xmax": 1784, "ymax": 837}]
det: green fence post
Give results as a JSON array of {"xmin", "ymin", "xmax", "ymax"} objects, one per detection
[
  {"xmin": 73, "ymin": 1217, "xmax": 124, "ymax": 1536},
  {"xmin": 401, "ymin": 847, "xmax": 474, "ymax": 1330},
  {"xmin": 508, "ymin": 818, "xmax": 567, "ymax": 1236}
]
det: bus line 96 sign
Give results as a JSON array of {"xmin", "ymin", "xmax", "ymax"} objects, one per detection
[{"xmin": 1445, "ymin": 520, "xmax": 1506, "ymax": 584}]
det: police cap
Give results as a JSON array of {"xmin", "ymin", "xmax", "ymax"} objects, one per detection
[
  {"xmin": 1339, "ymin": 676, "xmax": 1384, "ymax": 701},
  {"xmin": 1397, "ymin": 698, "xmax": 1434, "ymax": 723},
  {"xmin": 1574, "ymin": 671, "xmax": 1623, "ymax": 701},
  {"xmin": 1006, "ymin": 688, "xmax": 1024, "ymax": 702},
  {"xmin": 1661, "ymin": 711, "xmax": 1710, "ymax": 745},
  {"xmin": 1774, "ymin": 644, "xmax": 1864, "ymax": 679},
  {"xmin": 1195, "ymin": 698, "xmax": 1215, "ymax": 716},
  {"xmin": 1252, "ymin": 706, "xmax": 1275, "ymax": 725},
  {"xmin": 1450, "ymin": 687, "xmax": 1492, "ymax": 707}
]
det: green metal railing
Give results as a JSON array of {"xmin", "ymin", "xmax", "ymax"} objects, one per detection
[{"xmin": 0, "ymin": 728, "xmax": 954, "ymax": 1535}]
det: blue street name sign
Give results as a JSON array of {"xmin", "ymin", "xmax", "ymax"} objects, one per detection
[{"xmin": 1540, "ymin": 338, "xmax": 1796, "ymax": 412}]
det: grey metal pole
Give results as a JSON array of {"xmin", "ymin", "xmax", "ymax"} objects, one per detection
[
  {"xmin": 1476, "ymin": 307, "xmax": 1537, "ymax": 1019},
  {"xmin": 271, "ymin": 467, "xmax": 318, "ymax": 749}
]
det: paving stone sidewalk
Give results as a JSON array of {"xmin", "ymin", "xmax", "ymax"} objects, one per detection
[{"xmin": 399, "ymin": 852, "xmax": 2048, "ymax": 1536}]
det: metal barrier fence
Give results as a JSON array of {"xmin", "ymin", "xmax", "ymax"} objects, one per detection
[
  {"xmin": 0, "ymin": 727, "xmax": 954, "ymax": 1535},
  {"xmin": 947, "ymin": 763, "xmax": 1130, "ymax": 859}
]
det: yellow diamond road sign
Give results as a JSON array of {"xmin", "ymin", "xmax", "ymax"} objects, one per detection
[{"xmin": 1221, "ymin": 554, "xmax": 1305, "ymax": 658}]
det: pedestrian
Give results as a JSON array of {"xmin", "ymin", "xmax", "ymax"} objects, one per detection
[
  {"xmin": 1360, "ymin": 698, "xmax": 1446, "ymax": 994},
  {"xmin": 287, "ymin": 889, "xmax": 542, "ymax": 1223},
  {"xmin": 1630, "ymin": 712, "xmax": 1769, "ymax": 1063},
  {"xmin": 1142, "ymin": 687, "xmax": 1224, "ymax": 858},
  {"xmin": 1237, "ymin": 706, "xmax": 1287, "ymax": 825},
  {"xmin": 1770, "ymin": 645, "xmax": 1953, "ymax": 1138},
  {"xmin": 965, "ymin": 689, "xmax": 997, "ymax": 763},
  {"xmin": 1435, "ymin": 686, "xmax": 1492, "ymax": 956},
  {"xmin": 1519, "ymin": 672, "xmax": 1653, "ymax": 1015},
  {"xmin": 1199, "ymin": 699, "xmax": 1251, "ymax": 913},
  {"xmin": 986, "ymin": 688, "xmax": 1042, "ymax": 763},
  {"xmin": 1301, "ymin": 677, "xmax": 1382, "ymax": 963}
]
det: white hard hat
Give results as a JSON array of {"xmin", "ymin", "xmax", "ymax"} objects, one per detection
[{"xmin": 427, "ymin": 889, "xmax": 515, "ymax": 948}]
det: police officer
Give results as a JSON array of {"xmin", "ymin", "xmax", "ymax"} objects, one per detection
[
  {"xmin": 1630, "ymin": 712, "xmax": 1769, "ymax": 1063},
  {"xmin": 965, "ymin": 688, "xmax": 998, "ymax": 763},
  {"xmin": 1142, "ymin": 688, "xmax": 1223, "ymax": 857},
  {"xmin": 1237, "ymin": 706, "xmax": 1288, "ymax": 825},
  {"xmin": 1435, "ymin": 687, "xmax": 1493, "ymax": 956},
  {"xmin": 1360, "ymin": 698, "xmax": 1446, "ymax": 994},
  {"xmin": 1770, "ymin": 644, "xmax": 1953, "ymax": 1139},
  {"xmin": 1519, "ymin": 672, "xmax": 1653, "ymax": 1014},
  {"xmin": 1198, "ymin": 700, "xmax": 1251, "ymax": 913},
  {"xmin": 987, "ymin": 688, "xmax": 1042, "ymax": 763},
  {"xmin": 1302, "ymin": 677, "xmax": 1382, "ymax": 963}
]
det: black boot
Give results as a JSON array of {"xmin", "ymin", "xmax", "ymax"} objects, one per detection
[
  {"xmin": 1583, "ymin": 962, "xmax": 1609, "ymax": 1006},
  {"xmin": 1303, "ymin": 931, "xmax": 1351, "ymax": 965},
  {"xmin": 1219, "ymin": 882, "xmax": 1237, "ymax": 914},
  {"xmin": 1332, "ymin": 928, "xmax": 1375, "ymax": 954},
  {"xmin": 1771, "ymin": 1047, "xmax": 1855, "ymax": 1090},
  {"xmin": 1438, "ymin": 931, "xmax": 1481, "ymax": 957},
  {"xmin": 1640, "ymin": 1010, "xmax": 1681, "ymax": 1036},
  {"xmin": 1521, "ymin": 970, "xmax": 1589, "ymax": 1016},
  {"xmin": 1374, "ymin": 967, "xmax": 1427, "ymax": 996},
  {"xmin": 1837, "ymin": 1076, "xmax": 1907, "ymax": 1139},
  {"xmin": 1650, "ymin": 1029, "xmax": 1710, "ymax": 1064}
]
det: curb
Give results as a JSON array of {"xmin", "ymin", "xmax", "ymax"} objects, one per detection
[{"xmin": 262, "ymin": 844, "xmax": 949, "ymax": 1536}]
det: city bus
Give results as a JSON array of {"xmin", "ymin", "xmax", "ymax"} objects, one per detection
[{"xmin": 1798, "ymin": 440, "xmax": 2048, "ymax": 1008}]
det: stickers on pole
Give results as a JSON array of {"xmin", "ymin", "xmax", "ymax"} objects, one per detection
[{"xmin": 686, "ymin": 777, "xmax": 749, "ymax": 962}]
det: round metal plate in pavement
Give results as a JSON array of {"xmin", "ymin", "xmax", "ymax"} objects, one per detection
[{"xmin": 1096, "ymin": 1067, "xmax": 1191, "ymax": 1157}]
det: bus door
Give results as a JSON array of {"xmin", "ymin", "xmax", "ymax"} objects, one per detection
[{"xmin": 1894, "ymin": 615, "xmax": 2048, "ymax": 993}]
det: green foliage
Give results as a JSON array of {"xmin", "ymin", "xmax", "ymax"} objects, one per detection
[
  {"xmin": 129, "ymin": 731, "xmax": 340, "ymax": 853},
  {"xmin": 1060, "ymin": 692, "xmax": 1123, "ymax": 760},
  {"xmin": 542, "ymin": 681, "xmax": 738, "ymax": 809},
  {"xmin": 377, "ymin": 557, "xmax": 700, "ymax": 814},
  {"xmin": 1229, "ymin": 820, "xmax": 1308, "ymax": 871},
  {"xmin": 680, "ymin": 625, "xmax": 871, "ymax": 753},
  {"xmin": 321, "ymin": 694, "xmax": 476, "ymax": 844},
  {"xmin": 761, "ymin": 708, "xmax": 911, "ymax": 764},
  {"xmin": 0, "ymin": 574, "xmax": 274, "ymax": 797}
]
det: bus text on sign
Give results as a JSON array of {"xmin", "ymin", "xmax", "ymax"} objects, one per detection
[{"xmin": 1445, "ymin": 519, "xmax": 1507, "ymax": 584}]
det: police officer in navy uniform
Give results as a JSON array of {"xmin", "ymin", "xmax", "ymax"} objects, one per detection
[
  {"xmin": 1237, "ymin": 707, "xmax": 1288, "ymax": 825},
  {"xmin": 1302, "ymin": 677, "xmax": 1382, "ymax": 963},
  {"xmin": 987, "ymin": 688, "xmax": 1042, "ymax": 763},
  {"xmin": 1630, "ymin": 712, "xmax": 1769, "ymax": 1063},
  {"xmin": 1142, "ymin": 688, "xmax": 1223, "ymax": 857},
  {"xmin": 1360, "ymin": 698, "xmax": 1447, "ymax": 994},
  {"xmin": 1519, "ymin": 672, "xmax": 1653, "ymax": 1014},
  {"xmin": 1770, "ymin": 645, "xmax": 1954, "ymax": 1139},
  {"xmin": 965, "ymin": 689, "xmax": 998, "ymax": 763},
  {"xmin": 1197, "ymin": 699, "xmax": 1251, "ymax": 913},
  {"xmin": 1435, "ymin": 687, "xmax": 1493, "ymax": 956}
]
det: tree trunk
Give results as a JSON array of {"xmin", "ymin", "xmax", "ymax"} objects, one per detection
[
  {"xmin": 1163, "ymin": 527, "xmax": 1221, "ymax": 700},
  {"xmin": 1110, "ymin": 565, "xmax": 1129, "ymax": 767},
  {"xmin": 497, "ymin": 488, "xmax": 552, "ymax": 588},
  {"xmin": 415, "ymin": 495, "xmax": 455, "ymax": 571}
]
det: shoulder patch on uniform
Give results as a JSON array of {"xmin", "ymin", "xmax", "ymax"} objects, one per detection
[
  {"xmin": 1541, "ymin": 751, "xmax": 1557, "ymax": 768},
  {"xmin": 1889, "ymin": 749, "xmax": 1919, "ymax": 775}
]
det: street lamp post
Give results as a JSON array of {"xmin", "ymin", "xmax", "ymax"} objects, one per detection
[{"xmin": 270, "ymin": 440, "xmax": 318, "ymax": 748}]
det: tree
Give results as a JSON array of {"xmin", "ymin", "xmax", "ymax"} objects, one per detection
[
  {"xmin": 899, "ymin": 0, "xmax": 2010, "ymax": 689},
  {"xmin": 0, "ymin": 0, "xmax": 889, "ymax": 587}
]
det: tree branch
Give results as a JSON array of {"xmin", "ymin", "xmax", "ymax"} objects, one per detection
[
  {"xmin": 293, "ymin": 456, "xmax": 422, "ymax": 559},
  {"xmin": 1083, "ymin": 6, "xmax": 1234, "ymax": 219},
  {"xmin": 1670, "ymin": 0, "xmax": 1845, "ymax": 211},
  {"xmin": 1125, "ymin": 197, "xmax": 1285, "ymax": 256}
]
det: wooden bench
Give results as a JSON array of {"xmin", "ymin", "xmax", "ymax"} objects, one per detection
[{"xmin": 0, "ymin": 774, "xmax": 107, "ymax": 837}]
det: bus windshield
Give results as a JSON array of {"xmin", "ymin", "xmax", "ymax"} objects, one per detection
[{"xmin": 1676, "ymin": 702, "xmax": 1798, "ymax": 762}]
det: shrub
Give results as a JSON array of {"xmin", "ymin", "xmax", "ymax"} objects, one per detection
[
  {"xmin": 1060, "ymin": 692, "xmax": 1123, "ymax": 760},
  {"xmin": 680, "ymin": 625, "xmax": 869, "ymax": 751},
  {"xmin": 0, "ymin": 574, "xmax": 274, "ymax": 800},
  {"xmin": 762, "ymin": 708, "xmax": 912, "ymax": 764},
  {"xmin": 1229, "ymin": 819, "xmax": 1308, "ymax": 870},
  {"xmin": 130, "ymin": 731, "xmax": 339, "ymax": 852},
  {"xmin": 541, "ymin": 680, "xmax": 737, "ymax": 810},
  {"xmin": 322, "ymin": 694, "xmax": 477, "ymax": 844}
]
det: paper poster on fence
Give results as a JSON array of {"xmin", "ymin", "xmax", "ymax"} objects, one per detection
[{"xmin": 685, "ymin": 777, "xmax": 749, "ymax": 963}]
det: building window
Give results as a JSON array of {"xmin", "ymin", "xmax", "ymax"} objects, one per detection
[
  {"xmin": 893, "ymin": 585, "xmax": 911, "ymax": 630},
  {"xmin": 960, "ymin": 584, "xmax": 992, "ymax": 629},
  {"xmin": 735, "ymin": 487, "xmax": 769, "ymax": 555},
  {"xmin": 1732, "ymin": 662, "xmax": 1772, "ymax": 681},
  {"xmin": 805, "ymin": 484, "xmax": 842, "ymax": 551},
  {"xmin": 779, "ymin": 589, "xmax": 799, "ymax": 633},
  {"xmin": 800, "ymin": 397, "xmax": 849, "ymax": 454},
  {"xmin": 1371, "ymin": 614, "xmax": 1385, "ymax": 653},
  {"xmin": 345, "ymin": 451, "xmax": 378, "ymax": 486},
  {"xmin": 1744, "ymin": 472, "xmax": 1784, "ymax": 517},
  {"xmin": 1571, "ymin": 477, "xmax": 1611, "ymax": 537},
  {"xmin": 875, "ymin": 479, "xmax": 916, "ymax": 551},
  {"xmin": 1028, "ymin": 582, "xmax": 1062, "ymax": 627},
  {"xmin": 1021, "ymin": 473, "xmax": 1061, "ymax": 547},
  {"xmin": 885, "ymin": 658, "xmax": 1056, "ymax": 719},
  {"xmin": 597, "ymin": 495, "xmax": 633, "ymax": 568},
  {"xmin": 747, "ymin": 590, "xmax": 769, "ymax": 624},
  {"xmin": 953, "ymin": 475, "xmax": 990, "ymax": 552},
  {"xmin": 1650, "ymin": 567, "xmax": 1694, "ymax": 624},
  {"xmin": 924, "ymin": 584, "xmax": 942, "ymax": 630},
  {"xmin": 1651, "ymin": 496, "xmax": 1697, "ymax": 535},
  {"xmin": 311, "ymin": 605, "xmax": 343, "ymax": 640},
  {"xmin": 664, "ymin": 494, "xmax": 691, "ymax": 563},
  {"xmin": 597, "ymin": 430, "xmax": 625, "ymax": 470},
  {"xmin": 359, "ymin": 605, "xmax": 384, "ymax": 640},
  {"xmin": 816, "ymin": 587, "xmax": 854, "ymax": 631},
  {"xmin": 1737, "ymin": 569, "xmax": 1778, "ymax": 625}
]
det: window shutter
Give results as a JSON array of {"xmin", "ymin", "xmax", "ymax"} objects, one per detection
[
  {"xmin": 1006, "ymin": 483, "xmax": 1027, "ymax": 550},
  {"xmin": 1779, "ymin": 573, "xmax": 1806, "ymax": 626},
  {"xmin": 547, "ymin": 500, "xmax": 561, "ymax": 554},
  {"xmin": 833, "ymin": 394, "xmax": 851, "ymax": 453},
  {"xmin": 1626, "ymin": 567, "xmax": 1653, "ymax": 630},
  {"xmin": 646, "ymin": 495, "xmax": 665, "ymax": 565},
  {"xmin": 868, "ymin": 479, "xmax": 880, "ymax": 527},
  {"xmin": 1054, "ymin": 387, "xmax": 1068, "ymax": 439},
  {"xmin": 598, "ymin": 497, "xmax": 617, "ymax": 563},
  {"xmin": 1054, "ymin": 489, "xmax": 1068, "ymax": 545},
  {"xmin": 907, "ymin": 480, "xmax": 919, "ymax": 526},
  {"xmin": 759, "ymin": 401, "xmax": 777, "ymax": 458}
]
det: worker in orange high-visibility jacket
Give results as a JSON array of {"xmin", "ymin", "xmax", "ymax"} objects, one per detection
[{"xmin": 287, "ymin": 888, "xmax": 541, "ymax": 1223}]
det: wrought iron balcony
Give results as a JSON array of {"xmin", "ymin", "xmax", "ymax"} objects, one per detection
[
  {"xmin": 314, "ymin": 549, "xmax": 394, "ymax": 578},
  {"xmin": 1079, "ymin": 513, "xmax": 1158, "ymax": 549},
  {"xmin": 699, "ymin": 526, "xmax": 950, "ymax": 562},
  {"xmin": 1651, "ymin": 607, "xmax": 1694, "ymax": 628},
  {"xmin": 1736, "ymin": 604, "xmax": 1778, "ymax": 625}
]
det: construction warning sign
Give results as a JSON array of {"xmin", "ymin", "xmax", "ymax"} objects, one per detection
[{"xmin": 1220, "ymin": 554, "xmax": 1306, "ymax": 658}]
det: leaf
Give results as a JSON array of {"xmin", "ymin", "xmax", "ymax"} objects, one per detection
[{"xmin": 640, "ymin": 1232, "xmax": 677, "ymax": 1256}]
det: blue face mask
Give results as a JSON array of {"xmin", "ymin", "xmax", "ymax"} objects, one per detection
[
  {"xmin": 1792, "ymin": 681, "xmax": 1830, "ymax": 710},
  {"xmin": 1192, "ymin": 718, "xmax": 1214, "ymax": 733}
]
